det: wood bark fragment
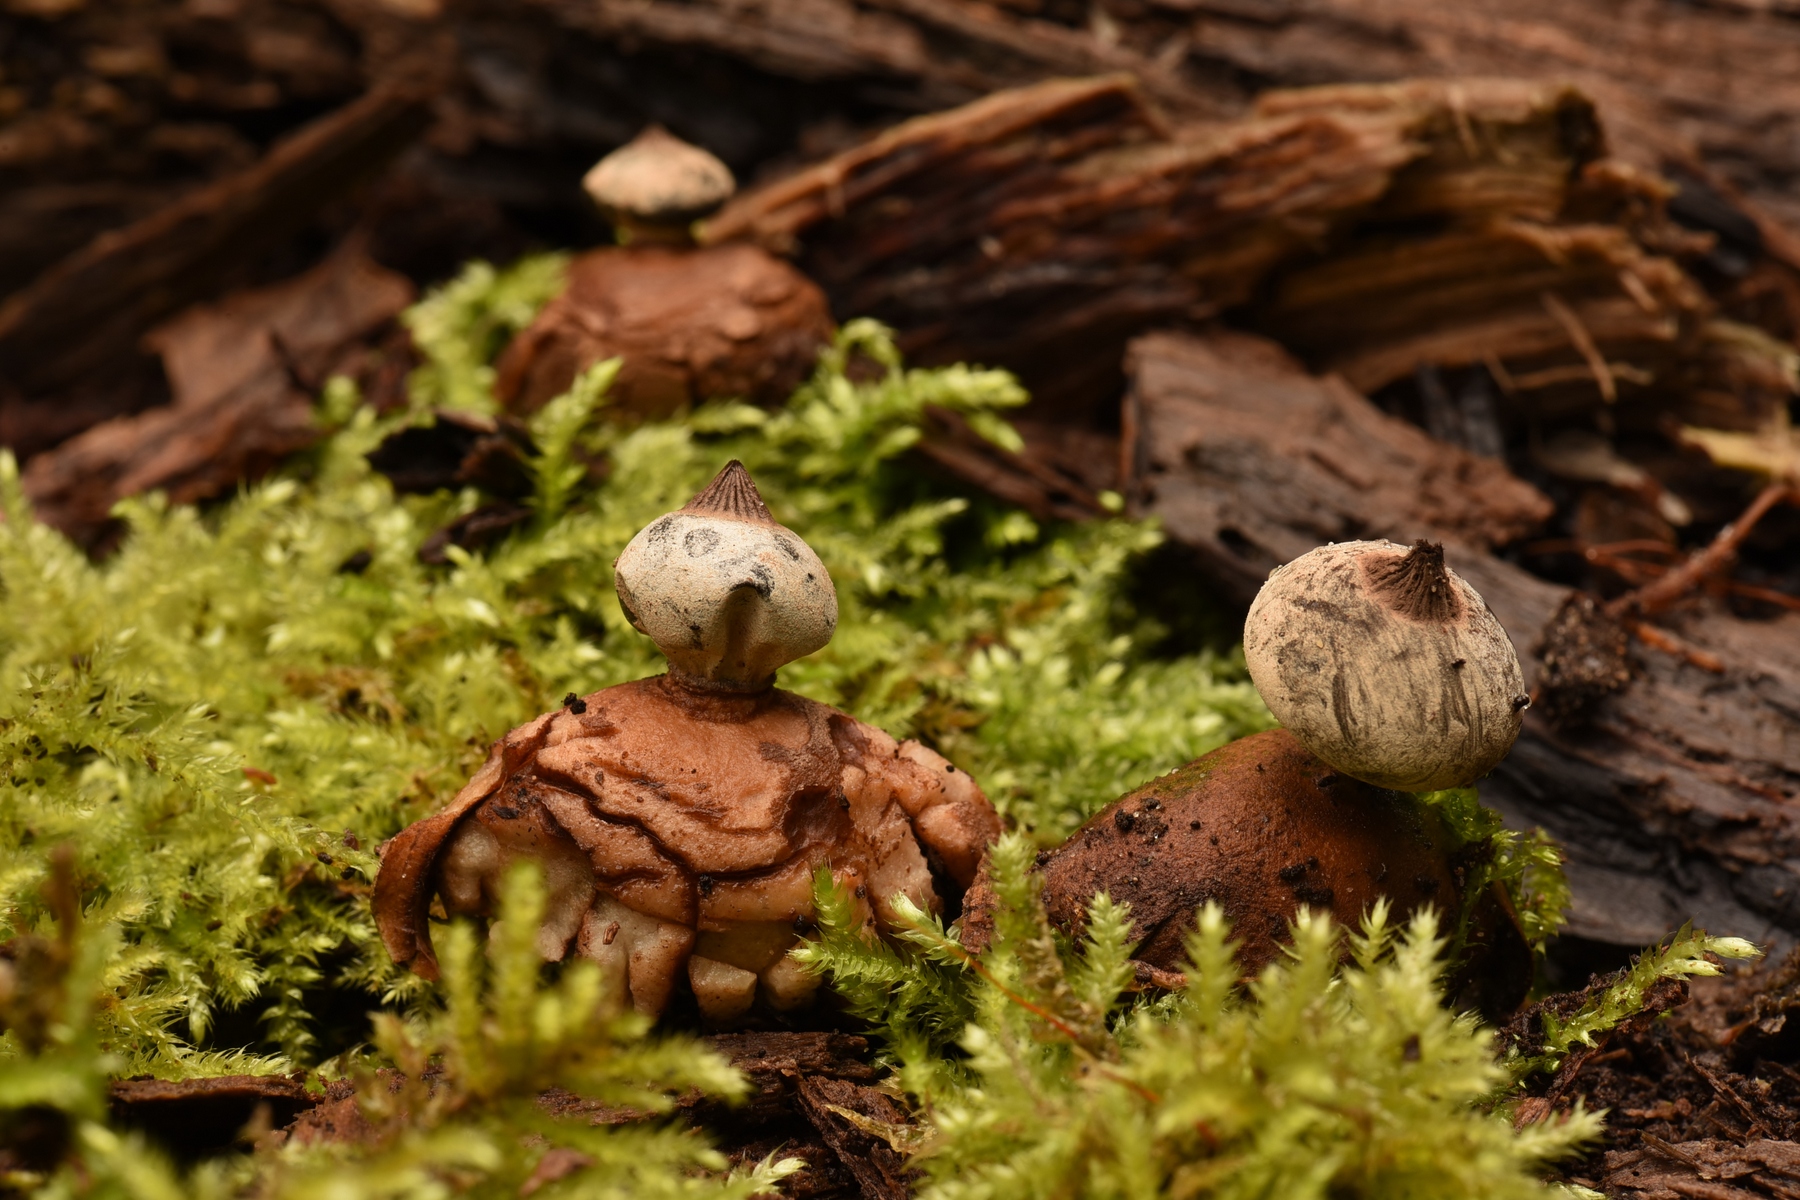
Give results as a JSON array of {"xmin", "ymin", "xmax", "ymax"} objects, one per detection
[
  {"xmin": 20, "ymin": 247, "xmax": 414, "ymax": 545},
  {"xmin": 1121, "ymin": 327, "xmax": 1800, "ymax": 950},
  {"xmin": 109, "ymin": 1074, "xmax": 317, "ymax": 1159},
  {"xmin": 0, "ymin": 72, "xmax": 437, "ymax": 401},
  {"xmin": 712, "ymin": 75, "xmax": 1586, "ymax": 420}
]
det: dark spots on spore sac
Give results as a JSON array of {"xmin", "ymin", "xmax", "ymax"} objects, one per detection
[
  {"xmin": 684, "ymin": 526, "xmax": 722, "ymax": 557},
  {"xmin": 854, "ymin": 885, "xmax": 867, "ymax": 899},
  {"xmin": 945, "ymin": 764, "xmax": 956, "ymax": 773},
  {"xmin": 563, "ymin": 692, "xmax": 587, "ymax": 714},
  {"xmin": 1414, "ymin": 874, "xmax": 1439, "ymax": 896},
  {"xmin": 1277, "ymin": 863, "xmax": 1308, "ymax": 885},
  {"xmin": 698, "ymin": 875, "xmax": 715, "ymax": 897},
  {"xmin": 773, "ymin": 534, "xmax": 802, "ymax": 562},
  {"xmin": 1256, "ymin": 762, "xmax": 1265, "ymax": 773},
  {"xmin": 1114, "ymin": 809, "xmax": 1137, "ymax": 833},
  {"xmin": 744, "ymin": 562, "xmax": 774, "ymax": 599},
  {"xmin": 1036, "ymin": 849, "xmax": 1053, "ymax": 867},
  {"xmin": 1210, "ymin": 835, "xmax": 1220, "ymax": 846},
  {"xmin": 1294, "ymin": 884, "xmax": 1335, "ymax": 907},
  {"xmin": 1144, "ymin": 798, "xmax": 1160, "ymax": 811},
  {"xmin": 1331, "ymin": 668, "xmax": 1357, "ymax": 742},
  {"xmin": 1452, "ymin": 658, "xmax": 1466, "ymax": 669},
  {"xmin": 645, "ymin": 516, "xmax": 678, "ymax": 547},
  {"xmin": 1190, "ymin": 820, "xmax": 1202, "ymax": 830},
  {"xmin": 493, "ymin": 805, "xmax": 520, "ymax": 820},
  {"xmin": 594, "ymin": 768, "xmax": 606, "ymax": 785},
  {"xmin": 1306, "ymin": 856, "xmax": 1318, "ymax": 870}
]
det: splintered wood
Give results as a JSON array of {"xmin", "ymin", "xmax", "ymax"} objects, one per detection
[
  {"xmin": 710, "ymin": 74, "xmax": 1780, "ymax": 433},
  {"xmin": 709, "ymin": 73, "xmax": 1420, "ymax": 418}
]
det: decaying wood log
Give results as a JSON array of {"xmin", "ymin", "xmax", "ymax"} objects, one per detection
[
  {"xmin": 512, "ymin": 0, "xmax": 1223, "ymax": 118},
  {"xmin": 503, "ymin": 0, "xmax": 1800, "ymax": 260},
  {"xmin": 20, "ymin": 246, "xmax": 414, "ymax": 545},
  {"xmin": 1121, "ymin": 327, "xmax": 1800, "ymax": 950},
  {"xmin": 1153, "ymin": 0, "xmax": 1800, "ymax": 240},
  {"xmin": 0, "ymin": 72, "xmax": 436, "ymax": 405},
  {"xmin": 712, "ymin": 75, "xmax": 1616, "ymax": 421}
]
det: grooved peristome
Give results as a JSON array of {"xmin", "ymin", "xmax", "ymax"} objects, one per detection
[
  {"xmin": 1363, "ymin": 540, "xmax": 1462, "ymax": 624},
  {"xmin": 683, "ymin": 460, "xmax": 775, "ymax": 524}
]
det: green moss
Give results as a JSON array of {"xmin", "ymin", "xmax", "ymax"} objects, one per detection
[
  {"xmin": 808, "ymin": 835, "xmax": 1609, "ymax": 1200},
  {"xmin": 0, "ymin": 260, "xmax": 1266, "ymax": 1081},
  {"xmin": 0, "ymin": 256, "xmax": 1754, "ymax": 1197}
]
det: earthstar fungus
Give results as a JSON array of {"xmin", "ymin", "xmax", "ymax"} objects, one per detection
[
  {"xmin": 373, "ymin": 463, "xmax": 1001, "ymax": 1023},
  {"xmin": 996, "ymin": 727, "xmax": 1532, "ymax": 1017}
]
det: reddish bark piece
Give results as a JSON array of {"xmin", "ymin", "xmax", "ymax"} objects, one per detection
[
  {"xmin": 1120, "ymin": 329, "xmax": 1553, "ymax": 600},
  {"xmin": 493, "ymin": 243, "xmax": 833, "ymax": 420},
  {"xmin": 19, "ymin": 247, "xmax": 413, "ymax": 545},
  {"xmin": 0, "ymin": 73, "xmax": 436, "ymax": 400},
  {"xmin": 108, "ymin": 1074, "xmax": 317, "ymax": 1158}
]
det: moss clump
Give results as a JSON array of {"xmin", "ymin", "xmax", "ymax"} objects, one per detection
[
  {"xmin": 799, "ymin": 836, "xmax": 1753, "ymax": 1200},
  {"xmin": 0, "ymin": 259, "xmax": 1267, "ymax": 1077}
]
